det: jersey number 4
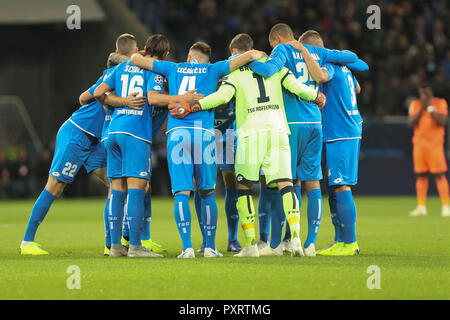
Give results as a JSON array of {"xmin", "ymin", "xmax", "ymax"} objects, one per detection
[{"xmin": 178, "ymin": 76, "xmax": 196, "ymax": 94}]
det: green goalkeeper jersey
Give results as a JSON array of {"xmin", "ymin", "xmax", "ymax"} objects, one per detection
[{"xmin": 199, "ymin": 57, "xmax": 318, "ymax": 139}]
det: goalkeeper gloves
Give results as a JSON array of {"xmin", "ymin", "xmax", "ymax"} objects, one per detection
[
  {"xmin": 168, "ymin": 100, "xmax": 202, "ymax": 119},
  {"xmin": 313, "ymin": 92, "xmax": 326, "ymax": 110}
]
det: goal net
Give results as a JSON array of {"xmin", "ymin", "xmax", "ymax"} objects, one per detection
[{"xmin": 0, "ymin": 96, "xmax": 43, "ymax": 153}]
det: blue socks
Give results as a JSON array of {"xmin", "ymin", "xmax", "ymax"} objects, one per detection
[
  {"xmin": 23, "ymin": 189, "xmax": 56, "ymax": 242},
  {"xmin": 122, "ymin": 198, "xmax": 129, "ymax": 239},
  {"xmin": 110, "ymin": 189, "xmax": 126, "ymax": 245},
  {"xmin": 328, "ymin": 187, "xmax": 343, "ymax": 242},
  {"xmin": 225, "ymin": 188, "xmax": 239, "ymax": 242},
  {"xmin": 127, "ymin": 189, "xmax": 146, "ymax": 246},
  {"xmin": 104, "ymin": 197, "xmax": 111, "ymax": 248},
  {"xmin": 304, "ymin": 189, "xmax": 322, "ymax": 248},
  {"xmin": 200, "ymin": 192, "xmax": 218, "ymax": 250},
  {"xmin": 174, "ymin": 193, "xmax": 193, "ymax": 251},
  {"xmin": 269, "ymin": 190, "xmax": 285, "ymax": 249},
  {"xmin": 194, "ymin": 191, "xmax": 206, "ymax": 245},
  {"xmin": 258, "ymin": 187, "xmax": 272, "ymax": 242},
  {"xmin": 335, "ymin": 190, "xmax": 357, "ymax": 244},
  {"xmin": 141, "ymin": 193, "xmax": 151, "ymax": 241}
]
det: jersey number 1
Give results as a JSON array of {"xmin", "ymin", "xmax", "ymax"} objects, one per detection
[{"xmin": 252, "ymin": 74, "xmax": 270, "ymax": 103}]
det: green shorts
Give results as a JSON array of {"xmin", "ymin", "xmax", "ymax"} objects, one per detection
[{"xmin": 235, "ymin": 131, "xmax": 292, "ymax": 185}]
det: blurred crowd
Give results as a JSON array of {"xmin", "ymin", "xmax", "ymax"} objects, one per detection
[
  {"xmin": 0, "ymin": 142, "xmax": 52, "ymax": 199},
  {"xmin": 2, "ymin": 0, "xmax": 448, "ymax": 199},
  {"xmin": 0, "ymin": 135, "xmax": 172, "ymax": 199},
  {"xmin": 125, "ymin": 0, "xmax": 449, "ymax": 116}
]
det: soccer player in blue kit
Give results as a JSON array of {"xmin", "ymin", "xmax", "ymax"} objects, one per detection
[
  {"xmin": 95, "ymin": 35, "xmax": 204, "ymax": 258},
  {"xmin": 131, "ymin": 37, "xmax": 266, "ymax": 258},
  {"xmin": 248, "ymin": 23, "xmax": 359, "ymax": 256},
  {"xmin": 88, "ymin": 34, "xmax": 143, "ymax": 256},
  {"xmin": 292, "ymin": 31, "xmax": 369, "ymax": 256},
  {"xmin": 94, "ymin": 41, "xmax": 165, "ymax": 258},
  {"xmin": 19, "ymin": 35, "xmax": 146, "ymax": 255}
]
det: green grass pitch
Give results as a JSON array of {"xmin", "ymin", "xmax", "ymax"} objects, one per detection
[{"xmin": 0, "ymin": 196, "xmax": 449, "ymax": 300}]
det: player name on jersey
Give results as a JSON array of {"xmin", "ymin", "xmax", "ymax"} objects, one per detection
[
  {"xmin": 291, "ymin": 51, "xmax": 320, "ymax": 61},
  {"xmin": 124, "ymin": 65, "xmax": 144, "ymax": 73},
  {"xmin": 177, "ymin": 66, "xmax": 208, "ymax": 74}
]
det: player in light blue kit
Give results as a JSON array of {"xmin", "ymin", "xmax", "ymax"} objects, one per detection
[
  {"xmin": 248, "ymin": 24, "xmax": 359, "ymax": 256},
  {"xmin": 89, "ymin": 35, "xmax": 141, "ymax": 256},
  {"xmin": 131, "ymin": 37, "xmax": 266, "ymax": 258},
  {"xmin": 96, "ymin": 35, "xmax": 204, "ymax": 258},
  {"xmin": 20, "ymin": 39, "xmax": 145, "ymax": 255},
  {"xmin": 94, "ymin": 43, "xmax": 163, "ymax": 258},
  {"xmin": 294, "ymin": 30, "xmax": 369, "ymax": 256}
]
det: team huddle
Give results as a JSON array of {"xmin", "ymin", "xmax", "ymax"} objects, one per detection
[{"xmin": 19, "ymin": 23, "xmax": 369, "ymax": 258}]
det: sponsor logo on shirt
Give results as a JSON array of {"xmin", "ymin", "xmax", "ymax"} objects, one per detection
[{"xmin": 117, "ymin": 109, "xmax": 144, "ymax": 116}]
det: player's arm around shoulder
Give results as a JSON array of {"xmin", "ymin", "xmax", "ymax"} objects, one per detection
[
  {"xmin": 168, "ymin": 75, "xmax": 236, "ymax": 119},
  {"xmin": 280, "ymin": 68, "xmax": 320, "ymax": 102},
  {"xmin": 199, "ymin": 74, "xmax": 237, "ymax": 110},
  {"xmin": 131, "ymin": 52, "xmax": 155, "ymax": 71},
  {"xmin": 288, "ymin": 41, "xmax": 330, "ymax": 84},
  {"xmin": 229, "ymin": 50, "xmax": 267, "ymax": 72}
]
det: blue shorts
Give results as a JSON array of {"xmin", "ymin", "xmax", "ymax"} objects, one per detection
[
  {"xmin": 49, "ymin": 120, "xmax": 107, "ymax": 184},
  {"xmin": 217, "ymin": 128, "xmax": 236, "ymax": 171},
  {"xmin": 289, "ymin": 123, "xmax": 323, "ymax": 182},
  {"xmin": 167, "ymin": 128, "xmax": 217, "ymax": 194},
  {"xmin": 106, "ymin": 133, "xmax": 151, "ymax": 180},
  {"xmin": 326, "ymin": 138, "xmax": 360, "ymax": 186}
]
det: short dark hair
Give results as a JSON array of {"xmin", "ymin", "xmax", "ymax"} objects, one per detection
[
  {"xmin": 145, "ymin": 34, "xmax": 170, "ymax": 60},
  {"xmin": 190, "ymin": 41, "xmax": 211, "ymax": 58},
  {"xmin": 229, "ymin": 33, "xmax": 254, "ymax": 53},
  {"xmin": 299, "ymin": 30, "xmax": 324, "ymax": 47},
  {"xmin": 116, "ymin": 33, "xmax": 137, "ymax": 55},
  {"xmin": 269, "ymin": 23, "xmax": 294, "ymax": 41}
]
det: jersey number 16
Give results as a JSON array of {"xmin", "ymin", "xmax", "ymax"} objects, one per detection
[{"xmin": 120, "ymin": 75, "xmax": 144, "ymax": 97}]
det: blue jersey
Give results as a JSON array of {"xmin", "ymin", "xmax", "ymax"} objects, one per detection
[
  {"xmin": 215, "ymin": 54, "xmax": 238, "ymax": 136},
  {"xmin": 104, "ymin": 60, "xmax": 160, "ymax": 143},
  {"xmin": 214, "ymin": 100, "xmax": 236, "ymax": 136},
  {"xmin": 249, "ymin": 43, "xmax": 358, "ymax": 124},
  {"xmin": 152, "ymin": 59, "xmax": 230, "ymax": 133},
  {"xmin": 151, "ymin": 107, "xmax": 168, "ymax": 138},
  {"xmin": 321, "ymin": 64, "xmax": 362, "ymax": 142},
  {"xmin": 94, "ymin": 67, "xmax": 119, "ymax": 142},
  {"xmin": 69, "ymin": 66, "xmax": 116, "ymax": 139}
]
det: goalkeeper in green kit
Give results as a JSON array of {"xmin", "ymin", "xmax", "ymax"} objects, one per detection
[{"xmin": 169, "ymin": 34, "xmax": 325, "ymax": 257}]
